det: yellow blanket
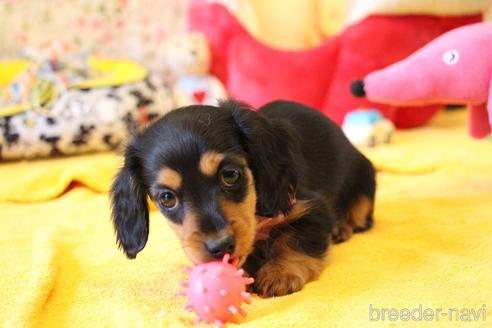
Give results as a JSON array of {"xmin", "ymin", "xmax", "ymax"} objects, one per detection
[{"xmin": 1, "ymin": 109, "xmax": 491, "ymax": 327}]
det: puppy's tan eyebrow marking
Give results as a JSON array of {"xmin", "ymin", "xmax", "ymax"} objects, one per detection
[
  {"xmin": 157, "ymin": 167, "xmax": 182, "ymax": 190},
  {"xmin": 199, "ymin": 151, "xmax": 225, "ymax": 176}
]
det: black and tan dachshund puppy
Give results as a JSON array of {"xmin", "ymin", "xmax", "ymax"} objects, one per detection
[{"xmin": 110, "ymin": 100, "xmax": 376, "ymax": 297}]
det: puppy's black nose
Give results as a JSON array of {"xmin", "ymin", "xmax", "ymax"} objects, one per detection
[
  {"xmin": 204, "ymin": 235, "xmax": 236, "ymax": 258},
  {"xmin": 350, "ymin": 80, "xmax": 366, "ymax": 97}
]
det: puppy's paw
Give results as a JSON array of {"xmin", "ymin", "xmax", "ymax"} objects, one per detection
[
  {"xmin": 331, "ymin": 224, "xmax": 353, "ymax": 244},
  {"xmin": 252, "ymin": 262, "xmax": 305, "ymax": 297}
]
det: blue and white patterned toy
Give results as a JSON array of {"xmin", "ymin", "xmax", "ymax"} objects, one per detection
[{"xmin": 342, "ymin": 109, "xmax": 394, "ymax": 147}]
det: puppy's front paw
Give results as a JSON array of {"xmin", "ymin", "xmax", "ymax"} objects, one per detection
[
  {"xmin": 252, "ymin": 262, "xmax": 306, "ymax": 297},
  {"xmin": 331, "ymin": 224, "xmax": 353, "ymax": 244}
]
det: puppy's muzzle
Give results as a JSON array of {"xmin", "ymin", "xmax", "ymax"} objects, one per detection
[{"xmin": 204, "ymin": 235, "xmax": 236, "ymax": 259}]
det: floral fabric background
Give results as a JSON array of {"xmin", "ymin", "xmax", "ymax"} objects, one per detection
[{"xmin": 0, "ymin": 0, "xmax": 189, "ymax": 73}]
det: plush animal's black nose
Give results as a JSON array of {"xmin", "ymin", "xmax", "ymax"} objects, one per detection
[
  {"xmin": 350, "ymin": 79, "xmax": 366, "ymax": 97},
  {"xmin": 204, "ymin": 235, "xmax": 236, "ymax": 258}
]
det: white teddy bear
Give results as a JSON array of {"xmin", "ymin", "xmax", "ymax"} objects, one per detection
[{"xmin": 162, "ymin": 32, "xmax": 227, "ymax": 107}]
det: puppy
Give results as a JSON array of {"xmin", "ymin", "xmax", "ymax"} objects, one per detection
[{"xmin": 110, "ymin": 100, "xmax": 376, "ymax": 297}]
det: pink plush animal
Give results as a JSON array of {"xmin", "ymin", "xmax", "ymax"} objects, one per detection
[{"xmin": 351, "ymin": 23, "xmax": 492, "ymax": 138}]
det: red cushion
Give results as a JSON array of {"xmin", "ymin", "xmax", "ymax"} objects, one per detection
[
  {"xmin": 188, "ymin": 0, "xmax": 482, "ymax": 128},
  {"xmin": 227, "ymin": 34, "xmax": 339, "ymax": 109}
]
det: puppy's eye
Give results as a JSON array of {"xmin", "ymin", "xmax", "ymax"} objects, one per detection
[
  {"xmin": 220, "ymin": 168, "xmax": 241, "ymax": 187},
  {"xmin": 159, "ymin": 191, "xmax": 178, "ymax": 209}
]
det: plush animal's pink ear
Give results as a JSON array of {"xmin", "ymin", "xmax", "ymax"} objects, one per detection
[
  {"xmin": 469, "ymin": 104, "xmax": 490, "ymax": 138},
  {"xmin": 487, "ymin": 76, "xmax": 492, "ymax": 134},
  {"xmin": 467, "ymin": 75, "xmax": 492, "ymax": 139},
  {"xmin": 469, "ymin": 75, "xmax": 491, "ymax": 138},
  {"xmin": 473, "ymin": 75, "xmax": 492, "ymax": 138}
]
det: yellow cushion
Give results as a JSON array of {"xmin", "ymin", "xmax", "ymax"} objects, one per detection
[
  {"xmin": 0, "ymin": 57, "xmax": 147, "ymax": 90},
  {"xmin": 231, "ymin": 0, "xmax": 492, "ymax": 47},
  {"xmin": 72, "ymin": 57, "xmax": 148, "ymax": 89},
  {"xmin": 0, "ymin": 57, "xmax": 148, "ymax": 118},
  {"xmin": 347, "ymin": 0, "xmax": 492, "ymax": 25},
  {"xmin": 0, "ymin": 60, "xmax": 29, "ymax": 88},
  {"xmin": 319, "ymin": 0, "xmax": 350, "ymax": 37},
  {"xmin": 233, "ymin": 0, "xmax": 323, "ymax": 49}
]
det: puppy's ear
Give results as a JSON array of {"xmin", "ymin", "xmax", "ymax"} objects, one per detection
[
  {"xmin": 110, "ymin": 141, "xmax": 149, "ymax": 259},
  {"xmin": 221, "ymin": 100, "xmax": 297, "ymax": 216}
]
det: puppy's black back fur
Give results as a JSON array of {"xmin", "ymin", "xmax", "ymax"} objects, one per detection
[{"xmin": 258, "ymin": 100, "xmax": 376, "ymax": 217}]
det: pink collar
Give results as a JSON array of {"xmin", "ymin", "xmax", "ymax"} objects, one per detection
[{"xmin": 254, "ymin": 193, "xmax": 296, "ymax": 241}]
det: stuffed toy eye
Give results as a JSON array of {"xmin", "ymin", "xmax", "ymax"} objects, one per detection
[{"xmin": 443, "ymin": 50, "xmax": 459, "ymax": 65}]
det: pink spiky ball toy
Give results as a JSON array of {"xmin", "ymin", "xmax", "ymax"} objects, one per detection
[{"xmin": 178, "ymin": 254, "xmax": 254, "ymax": 327}]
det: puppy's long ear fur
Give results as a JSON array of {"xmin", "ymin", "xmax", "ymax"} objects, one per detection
[
  {"xmin": 221, "ymin": 100, "xmax": 297, "ymax": 216},
  {"xmin": 110, "ymin": 141, "xmax": 149, "ymax": 259}
]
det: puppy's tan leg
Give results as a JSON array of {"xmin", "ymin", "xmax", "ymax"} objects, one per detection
[
  {"xmin": 349, "ymin": 196, "xmax": 374, "ymax": 232},
  {"xmin": 331, "ymin": 196, "xmax": 374, "ymax": 243},
  {"xmin": 253, "ymin": 235, "xmax": 326, "ymax": 297}
]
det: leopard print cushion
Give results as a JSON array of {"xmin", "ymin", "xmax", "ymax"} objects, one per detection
[{"xmin": 0, "ymin": 74, "xmax": 174, "ymax": 160}]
